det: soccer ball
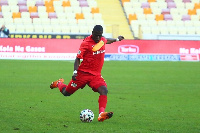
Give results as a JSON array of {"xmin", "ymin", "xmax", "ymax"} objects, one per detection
[{"xmin": 80, "ymin": 109, "xmax": 94, "ymax": 122}]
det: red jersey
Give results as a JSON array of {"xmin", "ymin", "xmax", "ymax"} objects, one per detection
[{"xmin": 77, "ymin": 35, "xmax": 107, "ymax": 75}]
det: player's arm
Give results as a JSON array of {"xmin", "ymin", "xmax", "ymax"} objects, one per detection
[
  {"xmin": 106, "ymin": 36, "xmax": 124, "ymax": 44},
  {"xmin": 72, "ymin": 57, "xmax": 80, "ymax": 80}
]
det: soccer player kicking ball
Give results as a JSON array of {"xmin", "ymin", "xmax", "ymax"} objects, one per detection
[{"xmin": 50, "ymin": 25, "xmax": 124, "ymax": 122}]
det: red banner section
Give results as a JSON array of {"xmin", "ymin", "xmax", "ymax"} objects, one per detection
[
  {"xmin": 106, "ymin": 40, "xmax": 200, "ymax": 54},
  {"xmin": 0, "ymin": 38, "xmax": 199, "ymax": 61}
]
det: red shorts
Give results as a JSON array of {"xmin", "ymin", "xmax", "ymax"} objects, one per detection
[{"xmin": 65, "ymin": 71, "xmax": 107, "ymax": 94}]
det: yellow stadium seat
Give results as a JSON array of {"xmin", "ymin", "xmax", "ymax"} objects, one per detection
[
  {"xmin": 13, "ymin": 12, "xmax": 21, "ymax": 19},
  {"xmin": 194, "ymin": 3, "xmax": 200, "ymax": 9},
  {"xmin": 148, "ymin": 0, "xmax": 156, "ymax": 2},
  {"xmin": 91, "ymin": 7, "xmax": 99, "ymax": 14},
  {"xmin": 46, "ymin": 6, "xmax": 55, "ymax": 13},
  {"xmin": 144, "ymin": 8, "xmax": 152, "ymax": 14},
  {"xmin": 129, "ymin": 14, "xmax": 137, "ymax": 24},
  {"xmin": 62, "ymin": 1, "xmax": 70, "ymax": 7},
  {"xmin": 122, "ymin": 0, "xmax": 130, "ymax": 6},
  {"xmin": 45, "ymin": 0, "xmax": 53, "ymax": 7},
  {"xmin": 76, "ymin": 13, "xmax": 84, "ymax": 20},
  {"xmin": 155, "ymin": 14, "xmax": 164, "ymax": 21},
  {"xmin": 188, "ymin": 9, "xmax": 196, "ymax": 15},
  {"xmin": 29, "ymin": 6, "xmax": 37, "ymax": 13}
]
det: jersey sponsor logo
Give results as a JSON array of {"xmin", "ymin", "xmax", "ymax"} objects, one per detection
[
  {"xmin": 93, "ymin": 50, "xmax": 105, "ymax": 55},
  {"xmin": 118, "ymin": 45, "xmax": 139, "ymax": 54}
]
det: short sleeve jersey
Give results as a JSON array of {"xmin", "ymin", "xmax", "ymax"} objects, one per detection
[{"xmin": 77, "ymin": 35, "xmax": 107, "ymax": 75}]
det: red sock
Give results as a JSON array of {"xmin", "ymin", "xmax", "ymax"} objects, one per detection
[
  {"xmin": 57, "ymin": 82, "xmax": 67, "ymax": 92},
  {"xmin": 98, "ymin": 95, "xmax": 107, "ymax": 114}
]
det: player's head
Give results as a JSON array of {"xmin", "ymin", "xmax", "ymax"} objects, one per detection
[{"xmin": 92, "ymin": 25, "xmax": 103, "ymax": 43}]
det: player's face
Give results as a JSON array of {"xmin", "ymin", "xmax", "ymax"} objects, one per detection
[{"xmin": 92, "ymin": 31, "xmax": 103, "ymax": 43}]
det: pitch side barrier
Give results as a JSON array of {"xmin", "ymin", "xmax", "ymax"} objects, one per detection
[{"xmin": 0, "ymin": 38, "xmax": 199, "ymax": 61}]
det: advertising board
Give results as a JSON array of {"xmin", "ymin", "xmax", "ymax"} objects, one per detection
[{"xmin": 0, "ymin": 38, "xmax": 199, "ymax": 61}]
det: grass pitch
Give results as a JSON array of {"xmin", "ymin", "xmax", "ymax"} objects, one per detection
[{"xmin": 0, "ymin": 60, "xmax": 200, "ymax": 133}]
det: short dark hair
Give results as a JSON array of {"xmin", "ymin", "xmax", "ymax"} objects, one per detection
[{"xmin": 93, "ymin": 25, "xmax": 103, "ymax": 32}]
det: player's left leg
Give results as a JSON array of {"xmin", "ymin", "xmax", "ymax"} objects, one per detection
[
  {"xmin": 50, "ymin": 78, "xmax": 64, "ymax": 89},
  {"xmin": 50, "ymin": 78, "xmax": 71, "ymax": 96},
  {"xmin": 50, "ymin": 71, "xmax": 88, "ymax": 96}
]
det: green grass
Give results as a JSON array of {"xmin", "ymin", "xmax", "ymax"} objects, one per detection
[{"xmin": 0, "ymin": 60, "xmax": 200, "ymax": 133}]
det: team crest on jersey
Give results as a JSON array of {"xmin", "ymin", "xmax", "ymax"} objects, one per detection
[
  {"xmin": 71, "ymin": 82, "xmax": 77, "ymax": 87},
  {"xmin": 78, "ymin": 50, "xmax": 81, "ymax": 55}
]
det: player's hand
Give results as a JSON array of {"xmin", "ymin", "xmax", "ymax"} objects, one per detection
[
  {"xmin": 72, "ymin": 73, "xmax": 77, "ymax": 80},
  {"xmin": 118, "ymin": 36, "xmax": 124, "ymax": 41}
]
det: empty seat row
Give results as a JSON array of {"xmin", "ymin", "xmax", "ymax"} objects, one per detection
[{"xmin": 6, "ymin": 24, "xmax": 96, "ymax": 34}]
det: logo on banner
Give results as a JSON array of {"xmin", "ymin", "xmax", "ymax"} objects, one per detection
[{"xmin": 118, "ymin": 45, "xmax": 139, "ymax": 54}]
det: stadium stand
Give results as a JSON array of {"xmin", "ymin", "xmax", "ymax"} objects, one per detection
[
  {"xmin": 0, "ymin": 0, "xmax": 107, "ymax": 36},
  {"xmin": 122, "ymin": 0, "xmax": 200, "ymax": 39}
]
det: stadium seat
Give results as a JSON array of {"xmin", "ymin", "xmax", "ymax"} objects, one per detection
[
  {"xmin": 30, "ymin": 12, "xmax": 39, "ymax": 19},
  {"xmin": 58, "ymin": 18, "xmax": 68, "ymax": 25},
  {"xmin": 91, "ymin": 7, "xmax": 99, "ymax": 13},
  {"xmin": 10, "ymin": 5, "xmax": 19, "ymax": 13},
  {"xmin": 34, "ymin": 25, "xmax": 43, "ymax": 33},
  {"xmin": 159, "ymin": 26, "xmax": 169, "ymax": 34},
  {"xmin": 155, "ymin": 14, "xmax": 164, "ymax": 21},
  {"xmin": 70, "ymin": 25, "xmax": 79, "ymax": 33},
  {"xmin": 43, "ymin": 25, "xmax": 52, "ymax": 33},
  {"xmin": 182, "ymin": 15, "xmax": 191, "ymax": 21},
  {"xmin": 52, "ymin": 25, "xmax": 62, "ymax": 33},
  {"xmin": 79, "ymin": 26, "xmax": 89, "ymax": 33},
  {"xmin": 187, "ymin": 27, "xmax": 196, "ymax": 35},
  {"xmin": 61, "ymin": 25, "xmax": 71, "ymax": 33},
  {"xmin": 16, "ymin": 24, "xmax": 25, "ymax": 33},
  {"xmin": 178, "ymin": 26, "xmax": 187, "ymax": 35},
  {"xmin": 46, "ymin": 6, "xmax": 55, "ymax": 13},
  {"xmin": 62, "ymin": 1, "xmax": 71, "ymax": 7},
  {"xmin": 22, "ymin": 18, "xmax": 32, "ymax": 25},
  {"xmin": 188, "ymin": 9, "xmax": 196, "ymax": 15},
  {"xmin": 48, "ymin": 12, "xmax": 57, "ymax": 19},
  {"xmin": 33, "ymin": 18, "xmax": 42, "ymax": 25},
  {"xmin": 39, "ymin": 12, "xmax": 48, "ymax": 18},
  {"xmin": 14, "ymin": 18, "xmax": 22, "ymax": 24},
  {"xmin": 7, "ymin": 24, "xmax": 16, "ymax": 33},
  {"xmin": 2, "ymin": 5, "xmax": 10, "ymax": 13},
  {"xmin": 79, "ymin": 1, "xmax": 89, "ymax": 7},
  {"xmin": 35, "ymin": 1, "xmax": 44, "ymax": 6},
  {"xmin": 27, "ymin": 1, "xmax": 36, "ymax": 7},
  {"xmin": 13, "ymin": 12, "xmax": 21, "ymax": 19},
  {"xmin": 41, "ymin": 18, "xmax": 51, "ymax": 25},
  {"xmin": 0, "ymin": 18, "xmax": 4, "ymax": 23},
  {"xmin": 0, "ymin": 0, "xmax": 8, "ymax": 6},
  {"xmin": 164, "ymin": 14, "xmax": 173, "ymax": 21},
  {"xmin": 19, "ymin": 6, "xmax": 28, "ymax": 12},
  {"xmin": 18, "ymin": 0, "xmax": 26, "ymax": 6},
  {"xmin": 25, "ymin": 24, "xmax": 34, "ymax": 33},
  {"xmin": 50, "ymin": 18, "xmax": 59, "ymax": 25},
  {"xmin": 29, "ymin": 6, "xmax": 37, "ymax": 13}
]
